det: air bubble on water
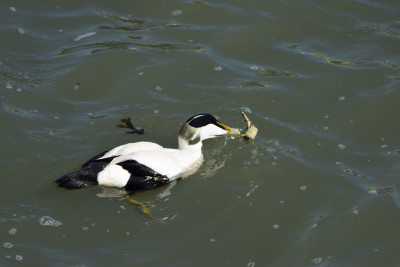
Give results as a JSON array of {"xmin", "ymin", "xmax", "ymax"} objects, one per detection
[
  {"xmin": 247, "ymin": 261, "xmax": 256, "ymax": 267},
  {"xmin": 171, "ymin": 10, "xmax": 183, "ymax": 16},
  {"xmin": 15, "ymin": 255, "xmax": 23, "ymax": 261},
  {"xmin": 153, "ymin": 109, "xmax": 159, "ymax": 114},
  {"xmin": 16, "ymin": 88, "xmax": 22, "ymax": 92},
  {"xmin": 337, "ymin": 144, "xmax": 346, "ymax": 150},
  {"xmin": 73, "ymin": 83, "xmax": 80, "ymax": 90},
  {"xmin": 6, "ymin": 82, "xmax": 13, "ymax": 89},
  {"xmin": 209, "ymin": 238, "xmax": 216, "ymax": 243},
  {"xmin": 9, "ymin": 228, "xmax": 17, "ymax": 235},
  {"xmin": 338, "ymin": 96, "xmax": 345, "ymax": 101},
  {"xmin": 3, "ymin": 243, "xmax": 13, "ymax": 249},
  {"xmin": 272, "ymin": 224, "xmax": 279, "ymax": 230},
  {"xmin": 9, "ymin": 7, "xmax": 17, "ymax": 12},
  {"xmin": 138, "ymin": 72, "xmax": 144, "ymax": 76},
  {"xmin": 17, "ymin": 28, "xmax": 25, "ymax": 34},
  {"xmin": 352, "ymin": 207, "xmax": 359, "ymax": 215},
  {"xmin": 310, "ymin": 223, "xmax": 318, "ymax": 229},
  {"xmin": 5, "ymin": 255, "xmax": 11, "ymax": 259},
  {"xmin": 214, "ymin": 66, "xmax": 223, "ymax": 71},
  {"xmin": 323, "ymin": 126, "xmax": 329, "ymax": 130},
  {"xmin": 299, "ymin": 185, "xmax": 307, "ymax": 191},
  {"xmin": 155, "ymin": 86, "xmax": 163, "ymax": 91},
  {"xmin": 82, "ymin": 226, "xmax": 88, "ymax": 231},
  {"xmin": 310, "ymin": 257, "xmax": 323, "ymax": 265},
  {"xmin": 39, "ymin": 216, "xmax": 62, "ymax": 227}
]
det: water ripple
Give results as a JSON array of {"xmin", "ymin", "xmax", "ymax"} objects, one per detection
[{"xmin": 58, "ymin": 41, "xmax": 204, "ymax": 55}]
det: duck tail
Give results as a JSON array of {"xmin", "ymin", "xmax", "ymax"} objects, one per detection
[
  {"xmin": 55, "ymin": 170, "xmax": 98, "ymax": 189},
  {"xmin": 55, "ymin": 152, "xmax": 116, "ymax": 190}
]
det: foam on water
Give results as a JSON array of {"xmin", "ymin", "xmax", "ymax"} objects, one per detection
[
  {"xmin": 171, "ymin": 10, "xmax": 183, "ymax": 16},
  {"xmin": 8, "ymin": 228, "xmax": 17, "ymax": 235},
  {"xmin": 38, "ymin": 216, "xmax": 63, "ymax": 227}
]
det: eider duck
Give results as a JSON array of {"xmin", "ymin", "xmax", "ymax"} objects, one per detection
[{"xmin": 55, "ymin": 113, "xmax": 232, "ymax": 192}]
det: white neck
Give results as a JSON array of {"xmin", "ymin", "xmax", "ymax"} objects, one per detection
[
  {"xmin": 176, "ymin": 136, "xmax": 204, "ymax": 177},
  {"xmin": 178, "ymin": 136, "xmax": 203, "ymax": 150}
]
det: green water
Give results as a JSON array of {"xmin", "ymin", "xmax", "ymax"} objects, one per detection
[{"xmin": 1, "ymin": 0, "xmax": 400, "ymax": 266}]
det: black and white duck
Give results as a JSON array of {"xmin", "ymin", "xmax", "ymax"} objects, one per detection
[{"xmin": 55, "ymin": 113, "xmax": 233, "ymax": 192}]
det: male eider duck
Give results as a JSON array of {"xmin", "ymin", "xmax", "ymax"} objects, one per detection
[{"xmin": 55, "ymin": 113, "xmax": 232, "ymax": 192}]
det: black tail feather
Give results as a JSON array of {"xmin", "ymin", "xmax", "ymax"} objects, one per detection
[
  {"xmin": 55, "ymin": 172, "xmax": 97, "ymax": 189},
  {"xmin": 55, "ymin": 154, "xmax": 116, "ymax": 190}
]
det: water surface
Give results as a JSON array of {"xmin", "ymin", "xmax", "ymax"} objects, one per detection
[{"xmin": 1, "ymin": 0, "xmax": 400, "ymax": 266}]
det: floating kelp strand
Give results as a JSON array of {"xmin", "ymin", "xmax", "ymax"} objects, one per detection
[
  {"xmin": 300, "ymin": 51, "xmax": 357, "ymax": 66},
  {"xmin": 240, "ymin": 81, "xmax": 269, "ymax": 88}
]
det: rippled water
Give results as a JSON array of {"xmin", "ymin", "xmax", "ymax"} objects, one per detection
[{"xmin": 1, "ymin": 0, "xmax": 400, "ymax": 266}]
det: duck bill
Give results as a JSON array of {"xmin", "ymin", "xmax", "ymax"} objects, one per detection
[{"xmin": 216, "ymin": 121, "xmax": 233, "ymax": 133}]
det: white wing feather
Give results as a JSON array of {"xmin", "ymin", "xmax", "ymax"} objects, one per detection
[{"xmin": 100, "ymin": 142, "xmax": 163, "ymax": 159}]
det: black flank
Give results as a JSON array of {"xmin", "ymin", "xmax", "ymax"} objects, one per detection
[{"xmin": 117, "ymin": 160, "xmax": 170, "ymax": 192}]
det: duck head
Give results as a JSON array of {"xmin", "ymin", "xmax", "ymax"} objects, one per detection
[{"xmin": 178, "ymin": 113, "xmax": 232, "ymax": 149}]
